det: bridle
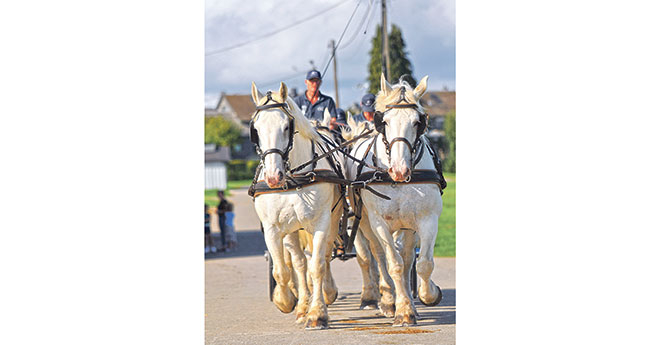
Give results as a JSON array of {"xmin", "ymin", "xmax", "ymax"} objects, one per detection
[
  {"xmin": 249, "ymin": 91, "xmax": 296, "ymax": 171},
  {"xmin": 373, "ymin": 87, "xmax": 429, "ymax": 169}
]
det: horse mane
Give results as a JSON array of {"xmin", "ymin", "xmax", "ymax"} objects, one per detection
[
  {"xmin": 374, "ymin": 80, "xmax": 421, "ymax": 112},
  {"xmin": 284, "ymin": 96, "xmax": 321, "ymax": 142}
]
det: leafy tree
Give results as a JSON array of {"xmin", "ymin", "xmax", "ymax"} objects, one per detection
[
  {"xmin": 367, "ymin": 24, "xmax": 416, "ymax": 94},
  {"xmin": 443, "ymin": 110, "xmax": 456, "ymax": 173},
  {"xmin": 204, "ymin": 116, "xmax": 241, "ymax": 148}
]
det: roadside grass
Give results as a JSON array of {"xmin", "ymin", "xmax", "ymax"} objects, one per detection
[
  {"xmin": 205, "ymin": 179, "xmax": 253, "ymax": 207},
  {"xmin": 434, "ymin": 173, "xmax": 456, "ymax": 257}
]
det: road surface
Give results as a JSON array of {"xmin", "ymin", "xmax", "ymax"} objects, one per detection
[{"xmin": 205, "ymin": 187, "xmax": 456, "ymax": 344}]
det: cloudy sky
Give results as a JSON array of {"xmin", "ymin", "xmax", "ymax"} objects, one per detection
[{"xmin": 205, "ymin": 0, "xmax": 454, "ymax": 109}]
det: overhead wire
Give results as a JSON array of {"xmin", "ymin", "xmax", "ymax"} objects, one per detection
[
  {"xmin": 205, "ymin": 0, "xmax": 352, "ymax": 57},
  {"xmin": 338, "ymin": 0, "xmax": 374, "ymax": 50},
  {"xmin": 320, "ymin": 0, "xmax": 363, "ymax": 79}
]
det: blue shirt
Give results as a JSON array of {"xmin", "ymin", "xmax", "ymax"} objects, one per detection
[{"xmin": 293, "ymin": 92, "xmax": 346, "ymax": 124}]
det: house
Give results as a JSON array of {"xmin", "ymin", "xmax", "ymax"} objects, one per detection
[
  {"xmin": 205, "ymin": 144, "xmax": 231, "ymax": 190},
  {"xmin": 205, "ymin": 93, "xmax": 258, "ymax": 159},
  {"xmin": 419, "ymin": 90, "xmax": 456, "ymax": 132}
]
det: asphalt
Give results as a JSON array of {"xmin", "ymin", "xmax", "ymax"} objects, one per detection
[{"xmin": 205, "ymin": 187, "xmax": 456, "ymax": 345}]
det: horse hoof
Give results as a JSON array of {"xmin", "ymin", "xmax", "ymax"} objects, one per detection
[
  {"xmin": 420, "ymin": 285, "xmax": 443, "ymax": 306},
  {"xmin": 295, "ymin": 313, "xmax": 307, "ymax": 324},
  {"xmin": 359, "ymin": 299, "xmax": 379, "ymax": 310},
  {"xmin": 324, "ymin": 289, "xmax": 338, "ymax": 305},
  {"xmin": 305, "ymin": 316, "xmax": 329, "ymax": 330},
  {"xmin": 273, "ymin": 288, "xmax": 297, "ymax": 313},
  {"xmin": 379, "ymin": 303, "xmax": 395, "ymax": 318},
  {"xmin": 393, "ymin": 313, "xmax": 417, "ymax": 327}
]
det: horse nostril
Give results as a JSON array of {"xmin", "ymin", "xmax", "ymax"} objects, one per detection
[{"xmin": 277, "ymin": 171, "xmax": 283, "ymax": 180}]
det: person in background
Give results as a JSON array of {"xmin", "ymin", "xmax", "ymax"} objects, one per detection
[
  {"xmin": 224, "ymin": 203, "xmax": 238, "ymax": 251},
  {"xmin": 353, "ymin": 93, "xmax": 376, "ymax": 123},
  {"xmin": 216, "ymin": 190, "xmax": 231, "ymax": 251},
  {"xmin": 204, "ymin": 204, "xmax": 217, "ymax": 254},
  {"xmin": 293, "ymin": 69, "xmax": 346, "ymax": 125}
]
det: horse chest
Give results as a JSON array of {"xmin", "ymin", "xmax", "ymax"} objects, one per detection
[
  {"xmin": 254, "ymin": 185, "xmax": 335, "ymax": 230},
  {"xmin": 364, "ymin": 184, "xmax": 442, "ymax": 228}
]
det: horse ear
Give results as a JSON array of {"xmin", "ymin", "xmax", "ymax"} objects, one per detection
[
  {"xmin": 251, "ymin": 82, "xmax": 264, "ymax": 105},
  {"xmin": 413, "ymin": 75, "xmax": 429, "ymax": 100},
  {"xmin": 322, "ymin": 108, "xmax": 332, "ymax": 127},
  {"xmin": 347, "ymin": 110, "xmax": 356, "ymax": 130},
  {"xmin": 278, "ymin": 82, "xmax": 288, "ymax": 102},
  {"xmin": 380, "ymin": 73, "xmax": 393, "ymax": 96}
]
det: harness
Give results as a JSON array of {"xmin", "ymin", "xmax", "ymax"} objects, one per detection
[{"xmin": 247, "ymin": 87, "xmax": 447, "ymax": 262}]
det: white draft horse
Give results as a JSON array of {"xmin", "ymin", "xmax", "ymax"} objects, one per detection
[
  {"xmin": 345, "ymin": 74, "xmax": 444, "ymax": 326},
  {"xmin": 249, "ymin": 82, "xmax": 342, "ymax": 329}
]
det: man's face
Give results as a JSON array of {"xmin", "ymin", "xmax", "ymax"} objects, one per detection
[
  {"xmin": 363, "ymin": 111, "xmax": 375, "ymax": 121},
  {"xmin": 305, "ymin": 78, "xmax": 321, "ymax": 94}
]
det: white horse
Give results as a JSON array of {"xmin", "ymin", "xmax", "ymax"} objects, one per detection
[
  {"xmin": 340, "ymin": 117, "xmax": 397, "ymax": 317},
  {"xmin": 250, "ymin": 82, "xmax": 342, "ymax": 329},
  {"xmin": 345, "ymin": 74, "xmax": 444, "ymax": 326}
]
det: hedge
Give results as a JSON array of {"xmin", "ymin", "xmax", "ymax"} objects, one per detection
[{"xmin": 227, "ymin": 159, "xmax": 260, "ymax": 180}]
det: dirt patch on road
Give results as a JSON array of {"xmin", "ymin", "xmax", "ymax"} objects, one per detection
[
  {"xmin": 373, "ymin": 328, "xmax": 435, "ymax": 334},
  {"xmin": 347, "ymin": 326, "xmax": 387, "ymax": 331}
]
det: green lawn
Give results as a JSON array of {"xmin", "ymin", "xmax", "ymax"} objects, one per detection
[
  {"xmin": 205, "ymin": 179, "xmax": 253, "ymax": 207},
  {"xmin": 434, "ymin": 173, "xmax": 456, "ymax": 257}
]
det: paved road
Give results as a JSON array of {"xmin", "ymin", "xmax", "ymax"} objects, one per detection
[{"xmin": 205, "ymin": 187, "xmax": 456, "ymax": 345}]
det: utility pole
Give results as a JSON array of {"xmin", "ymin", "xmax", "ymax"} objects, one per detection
[
  {"xmin": 330, "ymin": 39, "xmax": 340, "ymax": 107},
  {"xmin": 381, "ymin": 0, "xmax": 391, "ymax": 82}
]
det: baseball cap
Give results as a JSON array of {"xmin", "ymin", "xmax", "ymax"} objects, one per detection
[
  {"xmin": 361, "ymin": 93, "xmax": 376, "ymax": 112},
  {"xmin": 306, "ymin": 70, "xmax": 322, "ymax": 81}
]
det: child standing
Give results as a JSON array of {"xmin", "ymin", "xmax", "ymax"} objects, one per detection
[
  {"xmin": 224, "ymin": 203, "xmax": 238, "ymax": 251},
  {"xmin": 204, "ymin": 204, "xmax": 217, "ymax": 254}
]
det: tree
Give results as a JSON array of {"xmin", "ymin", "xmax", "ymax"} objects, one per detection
[
  {"xmin": 442, "ymin": 110, "xmax": 456, "ymax": 173},
  {"xmin": 204, "ymin": 116, "xmax": 242, "ymax": 148},
  {"xmin": 367, "ymin": 24, "xmax": 416, "ymax": 94}
]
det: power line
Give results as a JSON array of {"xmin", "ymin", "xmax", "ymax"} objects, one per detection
[
  {"xmin": 205, "ymin": 0, "xmax": 352, "ymax": 57},
  {"xmin": 320, "ymin": 0, "xmax": 362, "ymax": 79},
  {"xmin": 338, "ymin": 0, "xmax": 374, "ymax": 50}
]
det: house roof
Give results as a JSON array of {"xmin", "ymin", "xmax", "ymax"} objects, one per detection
[
  {"xmin": 205, "ymin": 146, "xmax": 231, "ymax": 162},
  {"xmin": 419, "ymin": 91, "xmax": 455, "ymax": 117},
  {"xmin": 220, "ymin": 95, "xmax": 255, "ymax": 122}
]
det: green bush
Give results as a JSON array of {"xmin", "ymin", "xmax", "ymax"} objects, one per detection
[
  {"xmin": 227, "ymin": 159, "xmax": 259, "ymax": 180},
  {"xmin": 443, "ymin": 111, "xmax": 456, "ymax": 173}
]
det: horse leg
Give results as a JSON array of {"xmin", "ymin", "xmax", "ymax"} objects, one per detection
[
  {"xmin": 395, "ymin": 229, "xmax": 419, "ymax": 317},
  {"xmin": 305, "ymin": 217, "xmax": 331, "ymax": 330},
  {"xmin": 322, "ymin": 205, "xmax": 341, "ymax": 306},
  {"xmin": 370, "ymin": 218, "xmax": 416, "ymax": 326},
  {"xmin": 284, "ymin": 231, "xmax": 311, "ymax": 323},
  {"xmin": 417, "ymin": 216, "xmax": 442, "ymax": 306},
  {"xmin": 283, "ymin": 242, "xmax": 298, "ymax": 299},
  {"xmin": 263, "ymin": 225, "xmax": 296, "ymax": 313},
  {"xmin": 360, "ymin": 213, "xmax": 396, "ymax": 317},
  {"xmin": 354, "ymin": 229, "xmax": 379, "ymax": 310}
]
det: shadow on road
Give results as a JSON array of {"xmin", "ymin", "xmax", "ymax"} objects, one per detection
[
  {"xmin": 205, "ymin": 230, "xmax": 267, "ymax": 260},
  {"xmin": 329, "ymin": 288, "xmax": 456, "ymax": 328}
]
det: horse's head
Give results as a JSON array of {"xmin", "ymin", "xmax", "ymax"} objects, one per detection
[
  {"xmin": 375, "ymin": 73, "xmax": 429, "ymax": 182},
  {"xmin": 250, "ymin": 82, "xmax": 294, "ymax": 188}
]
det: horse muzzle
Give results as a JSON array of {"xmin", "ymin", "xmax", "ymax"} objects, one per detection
[
  {"xmin": 388, "ymin": 166, "xmax": 411, "ymax": 182},
  {"xmin": 265, "ymin": 170, "xmax": 285, "ymax": 188}
]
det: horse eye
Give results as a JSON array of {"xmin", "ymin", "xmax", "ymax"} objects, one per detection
[{"xmin": 284, "ymin": 126, "xmax": 288, "ymax": 131}]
